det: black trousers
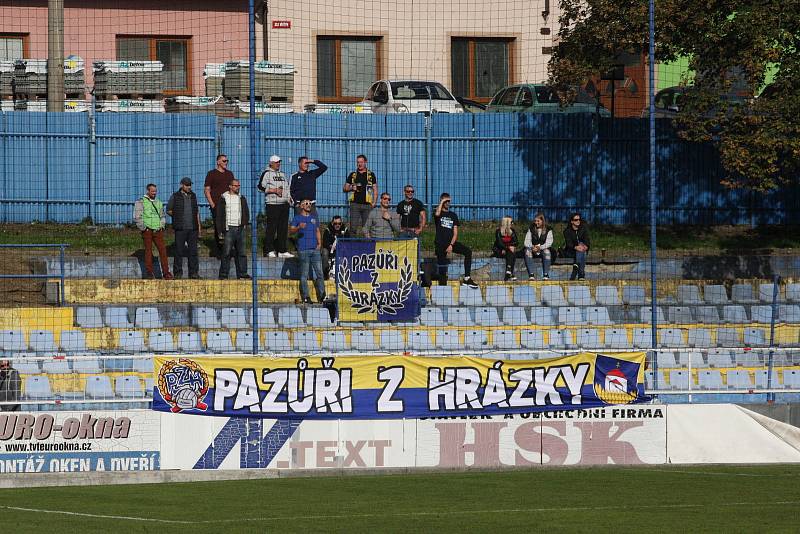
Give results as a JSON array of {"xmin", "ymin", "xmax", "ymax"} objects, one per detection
[
  {"xmin": 173, "ymin": 229, "xmax": 199, "ymax": 277},
  {"xmin": 210, "ymin": 207, "xmax": 223, "ymax": 257},
  {"xmin": 264, "ymin": 203, "xmax": 289, "ymax": 254},
  {"xmin": 435, "ymin": 241, "xmax": 472, "ymax": 284}
]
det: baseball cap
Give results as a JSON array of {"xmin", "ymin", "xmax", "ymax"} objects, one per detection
[
  {"xmin": 269, "ymin": 155, "xmax": 281, "ymax": 163},
  {"xmin": 180, "ymin": 177, "xmax": 192, "ymax": 185}
]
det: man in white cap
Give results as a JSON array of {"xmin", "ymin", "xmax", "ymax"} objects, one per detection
[{"xmin": 257, "ymin": 154, "xmax": 293, "ymax": 258}]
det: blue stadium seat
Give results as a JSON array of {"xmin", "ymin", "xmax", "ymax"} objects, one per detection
[
  {"xmin": 622, "ymin": 285, "xmax": 647, "ymax": 305},
  {"xmin": 486, "ymin": 285, "xmax": 512, "ymax": 306},
  {"xmin": 293, "ymin": 331, "xmax": 320, "ymax": 352},
  {"xmin": 235, "ymin": 330, "xmax": 261, "ymax": 352},
  {"xmin": 502, "ymin": 306, "xmax": 529, "ymax": 326},
  {"xmin": 255, "ymin": 308, "xmax": 276, "ymax": 328},
  {"xmin": 321, "ymin": 331, "xmax": 349, "ymax": 352},
  {"xmin": 307, "ymin": 307, "xmax": 333, "ymax": 328},
  {"xmin": 278, "ymin": 307, "xmax": 305, "ymax": 328},
  {"xmin": 447, "ymin": 307, "xmax": 473, "ymax": 327},
  {"xmin": 669, "ymin": 370, "xmax": 690, "ymax": 390},
  {"xmin": 530, "ymin": 306, "xmax": 555, "ymax": 326},
  {"xmin": 668, "ymin": 307, "xmax": 693, "ymax": 324},
  {"xmin": 541, "ymin": 285, "xmax": 567, "ymax": 306},
  {"xmin": 577, "ymin": 328, "xmax": 601, "ymax": 348},
  {"xmin": 103, "ymin": 357, "xmax": 134, "ymax": 372},
  {"xmin": 85, "ymin": 375, "xmax": 114, "ymax": 399},
  {"xmin": 421, "ymin": 307, "xmax": 445, "ymax": 326},
  {"xmin": 353, "ymin": 331, "xmax": 375, "ymax": 352},
  {"xmin": 464, "ymin": 329, "xmax": 489, "ymax": 350},
  {"xmin": 148, "ymin": 330, "xmax": 175, "ymax": 352},
  {"xmin": 723, "ymin": 305, "xmax": 748, "ymax": 324},
  {"xmin": 558, "ymin": 306, "xmax": 584, "ymax": 326},
  {"xmin": 207, "ymin": 331, "xmax": 235, "ymax": 353},
  {"xmin": 732, "ymin": 284, "xmax": 758, "ymax": 304},
  {"xmin": 132, "ymin": 357, "xmax": 152, "ymax": 374},
  {"xmin": 42, "ymin": 358, "xmax": 71, "ymax": 374},
  {"xmin": 677, "ymin": 285, "xmax": 703, "ymax": 305},
  {"xmin": 596, "ymin": 286, "xmax": 621, "ymax": 306},
  {"xmin": 632, "ymin": 328, "xmax": 651, "ymax": 349},
  {"xmin": 115, "ymin": 376, "xmax": 144, "ymax": 398},
  {"xmin": 512, "ymin": 286, "xmax": 539, "ymax": 306},
  {"xmin": 687, "ymin": 328, "xmax": 713, "ymax": 348},
  {"xmin": 221, "ymin": 307, "xmax": 249, "ymax": 329},
  {"xmin": 779, "ymin": 305, "xmax": 800, "ymax": 323},
  {"xmin": 11, "ymin": 355, "xmax": 40, "ymax": 375},
  {"xmin": 787, "ymin": 284, "xmax": 800, "ymax": 303},
  {"xmin": 72, "ymin": 355, "xmax": 102, "ymax": 374},
  {"xmin": 60, "ymin": 330, "xmax": 87, "ymax": 352},
  {"xmin": 105, "ymin": 307, "xmax": 133, "ymax": 328},
  {"xmin": 76, "ymin": 307, "xmax": 103, "ymax": 328},
  {"xmin": 177, "ymin": 331, "xmax": 203, "ymax": 352},
  {"xmin": 726, "ymin": 370, "xmax": 753, "ymax": 390},
  {"xmin": 743, "ymin": 328, "xmax": 767, "ymax": 347},
  {"xmin": 23, "ymin": 375, "xmax": 52, "ymax": 400},
  {"xmin": 409, "ymin": 331, "xmax": 435, "ymax": 351},
  {"xmin": 28, "ymin": 330, "xmax": 57, "ymax": 352},
  {"xmin": 759, "ymin": 283, "xmax": 781, "ymax": 303},
  {"xmin": 193, "ymin": 307, "xmax": 221, "ymax": 329},
  {"xmin": 656, "ymin": 351, "xmax": 677, "ymax": 368},
  {"xmin": 436, "ymin": 330, "xmax": 462, "ymax": 350},
  {"xmin": 676, "ymin": 351, "xmax": 706, "ymax": 368},
  {"xmin": 431, "ymin": 286, "xmax": 456, "ymax": 306},
  {"xmin": 586, "ymin": 306, "xmax": 612, "ymax": 326},
  {"xmin": 0, "ymin": 330, "xmax": 27, "ymax": 352},
  {"xmin": 380, "ymin": 330, "xmax": 404, "ymax": 351},
  {"xmin": 493, "ymin": 329, "xmax": 519, "ymax": 349},
  {"xmin": 118, "ymin": 330, "xmax": 146, "ymax": 353},
  {"xmin": 751, "ymin": 305, "xmax": 773, "ymax": 324},
  {"xmin": 697, "ymin": 370, "xmax": 724, "ymax": 389},
  {"xmin": 707, "ymin": 349, "xmax": 734, "ymax": 368},
  {"xmin": 567, "ymin": 285, "xmax": 593, "ymax": 306},
  {"xmin": 547, "ymin": 329, "xmax": 567, "ymax": 349},
  {"xmin": 755, "ymin": 370, "xmax": 780, "ymax": 389},
  {"xmin": 520, "ymin": 329, "xmax": 546, "ymax": 349},
  {"xmin": 475, "ymin": 307, "xmax": 501, "ymax": 326},
  {"xmin": 458, "ymin": 286, "xmax": 484, "ymax": 306},
  {"xmin": 264, "ymin": 331, "xmax": 291, "ymax": 352},
  {"xmin": 645, "ymin": 370, "xmax": 665, "ymax": 390},
  {"xmin": 640, "ymin": 306, "xmax": 665, "ymax": 324},
  {"xmin": 716, "ymin": 328, "xmax": 740, "ymax": 347},
  {"xmin": 135, "ymin": 307, "xmax": 163, "ymax": 329},
  {"xmin": 604, "ymin": 328, "xmax": 629, "ymax": 349},
  {"xmin": 734, "ymin": 350, "xmax": 762, "ymax": 367},
  {"xmin": 695, "ymin": 306, "xmax": 721, "ymax": 324},
  {"xmin": 658, "ymin": 328, "xmax": 685, "ymax": 348},
  {"xmin": 703, "ymin": 285, "xmax": 729, "ymax": 305},
  {"xmin": 782, "ymin": 370, "xmax": 800, "ymax": 389}
]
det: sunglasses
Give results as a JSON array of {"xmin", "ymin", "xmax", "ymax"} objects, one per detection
[
  {"xmin": 572, "ymin": 218, "xmax": 581, "ymax": 222},
  {"xmin": 382, "ymin": 197, "xmax": 391, "ymax": 201},
  {"xmin": 405, "ymin": 189, "xmax": 414, "ymax": 193},
  {"xmin": 220, "ymin": 159, "xmax": 228, "ymax": 163}
]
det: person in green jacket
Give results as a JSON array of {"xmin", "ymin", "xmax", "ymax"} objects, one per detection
[{"xmin": 134, "ymin": 183, "xmax": 173, "ymax": 280}]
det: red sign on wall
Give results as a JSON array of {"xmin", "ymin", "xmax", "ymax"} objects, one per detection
[{"xmin": 272, "ymin": 20, "xmax": 291, "ymax": 29}]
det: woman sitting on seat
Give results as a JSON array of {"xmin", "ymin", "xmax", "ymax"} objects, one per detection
[{"xmin": 492, "ymin": 216, "xmax": 520, "ymax": 281}]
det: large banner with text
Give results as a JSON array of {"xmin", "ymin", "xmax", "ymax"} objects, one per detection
[
  {"xmin": 152, "ymin": 353, "xmax": 648, "ymax": 420},
  {"xmin": 335, "ymin": 238, "xmax": 419, "ymax": 322}
]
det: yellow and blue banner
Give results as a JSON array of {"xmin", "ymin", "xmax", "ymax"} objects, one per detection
[
  {"xmin": 335, "ymin": 238, "xmax": 419, "ymax": 322},
  {"xmin": 153, "ymin": 353, "xmax": 649, "ymax": 419}
]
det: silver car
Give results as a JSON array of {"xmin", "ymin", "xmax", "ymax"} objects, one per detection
[{"xmin": 359, "ymin": 80, "xmax": 464, "ymax": 114}]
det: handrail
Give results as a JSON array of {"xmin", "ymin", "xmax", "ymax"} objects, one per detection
[{"xmin": 0, "ymin": 243, "xmax": 69, "ymax": 305}]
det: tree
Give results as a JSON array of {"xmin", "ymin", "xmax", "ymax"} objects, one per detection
[{"xmin": 549, "ymin": 0, "xmax": 800, "ymax": 191}]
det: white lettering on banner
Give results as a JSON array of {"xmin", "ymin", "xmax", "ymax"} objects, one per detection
[
  {"xmin": 377, "ymin": 367, "xmax": 405, "ymax": 412},
  {"xmin": 350, "ymin": 249, "xmax": 398, "ymax": 273}
]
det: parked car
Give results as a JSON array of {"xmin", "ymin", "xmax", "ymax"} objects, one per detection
[
  {"xmin": 645, "ymin": 85, "xmax": 751, "ymax": 118},
  {"xmin": 486, "ymin": 83, "xmax": 610, "ymax": 116},
  {"xmin": 358, "ymin": 80, "xmax": 464, "ymax": 114},
  {"xmin": 455, "ymin": 96, "xmax": 487, "ymax": 113}
]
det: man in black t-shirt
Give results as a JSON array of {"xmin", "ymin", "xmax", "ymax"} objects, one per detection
[
  {"xmin": 396, "ymin": 184, "xmax": 426, "ymax": 238},
  {"xmin": 343, "ymin": 154, "xmax": 378, "ymax": 236},
  {"xmin": 434, "ymin": 193, "xmax": 477, "ymax": 288}
]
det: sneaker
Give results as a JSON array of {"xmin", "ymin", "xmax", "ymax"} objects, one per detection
[
  {"xmin": 302, "ymin": 297, "xmax": 313, "ymax": 304},
  {"xmin": 163, "ymin": 273, "xmax": 174, "ymax": 280},
  {"xmin": 509, "ymin": 275, "xmax": 518, "ymax": 282},
  {"xmin": 238, "ymin": 274, "xmax": 252, "ymax": 280},
  {"xmin": 143, "ymin": 273, "xmax": 154, "ymax": 280},
  {"xmin": 267, "ymin": 251, "xmax": 277, "ymax": 258},
  {"xmin": 278, "ymin": 252, "xmax": 295, "ymax": 258},
  {"xmin": 504, "ymin": 271, "xmax": 512, "ymax": 281},
  {"xmin": 542, "ymin": 273, "xmax": 550, "ymax": 280},
  {"xmin": 189, "ymin": 274, "xmax": 201, "ymax": 279},
  {"xmin": 462, "ymin": 277, "xmax": 479, "ymax": 289},
  {"xmin": 578, "ymin": 276, "xmax": 586, "ymax": 281},
  {"xmin": 529, "ymin": 275, "xmax": 536, "ymax": 281}
]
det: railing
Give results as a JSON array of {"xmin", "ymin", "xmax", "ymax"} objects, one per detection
[{"xmin": 0, "ymin": 244, "xmax": 68, "ymax": 305}]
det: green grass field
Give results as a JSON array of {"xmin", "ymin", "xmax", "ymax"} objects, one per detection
[{"xmin": 1, "ymin": 465, "xmax": 799, "ymax": 533}]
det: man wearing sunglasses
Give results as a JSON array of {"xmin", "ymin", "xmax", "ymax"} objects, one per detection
[
  {"xmin": 364, "ymin": 192, "xmax": 400, "ymax": 239},
  {"xmin": 396, "ymin": 184, "xmax": 426, "ymax": 238},
  {"xmin": 204, "ymin": 154, "xmax": 236, "ymax": 258},
  {"xmin": 563, "ymin": 212, "xmax": 590, "ymax": 280},
  {"xmin": 321, "ymin": 215, "xmax": 350, "ymax": 280}
]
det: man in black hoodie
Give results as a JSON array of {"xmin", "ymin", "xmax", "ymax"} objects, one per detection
[
  {"xmin": 167, "ymin": 177, "xmax": 201, "ymax": 279},
  {"xmin": 321, "ymin": 215, "xmax": 349, "ymax": 280},
  {"xmin": 562, "ymin": 212, "xmax": 590, "ymax": 280}
]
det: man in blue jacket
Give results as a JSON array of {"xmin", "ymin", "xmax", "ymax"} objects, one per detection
[{"xmin": 289, "ymin": 156, "xmax": 328, "ymax": 216}]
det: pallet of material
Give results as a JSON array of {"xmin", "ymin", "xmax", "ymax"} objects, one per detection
[
  {"xmin": 232, "ymin": 100, "xmax": 293, "ymax": 116},
  {"xmin": 93, "ymin": 60, "xmax": 164, "ymax": 95},
  {"xmin": 95, "ymin": 99, "xmax": 165, "ymax": 113},
  {"xmin": 304, "ymin": 103, "xmax": 373, "ymax": 114},
  {"xmin": 13, "ymin": 100, "xmax": 89, "ymax": 112},
  {"xmin": 203, "ymin": 63, "xmax": 225, "ymax": 96},
  {"xmin": 222, "ymin": 60, "xmax": 294, "ymax": 102},
  {"xmin": 164, "ymin": 95, "xmax": 228, "ymax": 114}
]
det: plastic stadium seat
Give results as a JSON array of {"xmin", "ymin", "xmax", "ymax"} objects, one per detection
[
  {"xmin": 105, "ymin": 307, "xmax": 133, "ymax": 328},
  {"xmin": 623, "ymin": 285, "xmax": 647, "ymax": 305},
  {"xmin": 459, "ymin": 286, "xmax": 484, "ymax": 306},
  {"xmin": 669, "ymin": 370, "xmax": 690, "ymax": 390},
  {"xmin": 221, "ymin": 307, "xmax": 249, "ymax": 329},
  {"xmin": 177, "ymin": 331, "xmax": 203, "ymax": 352},
  {"xmin": 668, "ymin": 307, "xmax": 693, "ymax": 324},
  {"xmin": 512, "ymin": 286, "xmax": 539, "ymax": 306},
  {"xmin": 732, "ymin": 284, "xmax": 758, "ymax": 304},
  {"xmin": 604, "ymin": 328, "xmax": 629, "ymax": 349},
  {"xmin": 115, "ymin": 376, "xmax": 144, "ymax": 398},
  {"xmin": 640, "ymin": 307, "xmax": 665, "ymax": 324},
  {"xmin": 558, "ymin": 307, "xmax": 584, "ymax": 326},
  {"xmin": 656, "ymin": 351, "xmax": 677, "ymax": 368},
  {"xmin": 321, "ymin": 331, "xmax": 349, "ymax": 352},
  {"xmin": 716, "ymin": 328, "xmax": 740, "ymax": 347},
  {"xmin": 703, "ymin": 285, "xmax": 729, "ymax": 305},
  {"xmin": 548, "ymin": 329, "xmax": 568, "ymax": 349},
  {"xmin": 567, "ymin": 285, "xmax": 593, "ymax": 306},
  {"xmin": 707, "ymin": 349, "xmax": 734, "ymax": 368},
  {"xmin": 676, "ymin": 351, "xmax": 706, "ymax": 368},
  {"xmin": 72, "ymin": 355, "xmax": 102, "ymax": 374},
  {"xmin": 23, "ymin": 376, "xmax": 52, "ymax": 400},
  {"xmin": 779, "ymin": 305, "xmax": 800, "ymax": 323},
  {"xmin": 465, "ymin": 329, "xmax": 489, "ymax": 350},
  {"xmin": 59, "ymin": 330, "xmax": 87, "ymax": 352},
  {"xmin": 755, "ymin": 370, "xmax": 780, "ymax": 389},
  {"xmin": 530, "ymin": 306, "xmax": 555, "ymax": 326},
  {"xmin": 723, "ymin": 305, "xmax": 748, "ymax": 324},
  {"xmin": 42, "ymin": 358, "xmax": 71, "ymax": 374},
  {"xmin": 11, "ymin": 356, "xmax": 39, "ymax": 375},
  {"xmin": 782, "ymin": 370, "xmax": 800, "ymax": 389},
  {"xmin": 28, "ymin": 330, "xmax": 57, "ymax": 352},
  {"xmin": 586, "ymin": 307, "xmax": 612, "ymax": 326},
  {"xmin": 207, "ymin": 331, "xmax": 235, "ymax": 353},
  {"xmin": 353, "ymin": 331, "xmax": 374, "ymax": 351},
  {"xmin": 502, "ymin": 306, "xmax": 529, "ymax": 326},
  {"xmin": 734, "ymin": 350, "xmax": 763, "ymax": 367},
  {"xmin": 596, "ymin": 286, "xmax": 621, "ymax": 306},
  {"xmin": 85, "ymin": 375, "xmax": 114, "ymax": 399},
  {"xmin": 695, "ymin": 306, "xmax": 721, "ymax": 324},
  {"xmin": 148, "ymin": 330, "xmax": 175, "ymax": 352},
  {"xmin": 436, "ymin": 330, "xmax": 462, "ymax": 350},
  {"xmin": 135, "ymin": 307, "xmax": 163, "ymax": 329},
  {"xmin": 118, "ymin": 331, "xmax": 146, "ymax": 353},
  {"xmin": 541, "ymin": 285, "xmax": 568, "ymax": 306},
  {"xmin": 677, "ymin": 285, "xmax": 703, "ymax": 305},
  {"xmin": 645, "ymin": 370, "xmax": 666, "ymax": 390},
  {"xmin": 632, "ymin": 328, "xmax": 651, "ymax": 349},
  {"xmin": 751, "ymin": 305, "xmax": 773, "ymax": 324},
  {"xmin": 264, "ymin": 331, "xmax": 291, "ymax": 352},
  {"xmin": 475, "ymin": 307, "xmax": 501, "ymax": 326},
  {"xmin": 380, "ymin": 330, "xmax": 404, "ymax": 351},
  {"xmin": 421, "ymin": 307, "xmax": 445, "ymax": 326},
  {"xmin": 307, "ymin": 307, "xmax": 333, "ymax": 328},
  {"xmin": 409, "ymin": 331, "xmax": 435, "ymax": 351},
  {"xmin": 431, "ymin": 286, "xmax": 456, "ymax": 306},
  {"xmin": 486, "ymin": 285, "xmax": 512, "ymax": 306},
  {"xmin": 659, "ymin": 328, "xmax": 685, "ymax": 348},
  {"xmin": 727, "ymin": 369, "xmax": 753, "ymax": 390},
  {"xmin": 235, "ymin": 331, "xmax": 261, "ymax": 352},
  {"xmin": 687, "ymin": 328, "xmax": 713, "ymax": 348},
  {"xmin": 448, "ymin": 307, "xmax": 473, "ymax": 326},
  {"xmin": 521, "ymin": 330, "xmax": 546, "ymax": 349},
  {"xmin": 493, "ymin": 329, "xmax": 519, "ymax": 349},
  {"xmin": 193, "ymin": 307, "xmax": 221, "ymax": 329},
  {"xmin": 698, "ymin": 370, "xmax": 724, "ymax": 389},
  {"xmin": 743, "ymin": 328, "xmax": 767, "ymax": 347},
  {"xmin": 293, "ymin": 331, "xmax": 320, "ymax": 352},
  {"xmin": 759, "ymin": 283, "xmax": 781, "ymax": 303},
  {"xmin": 577, "ymin": 328, "xmax": 601, "ymax": 348},
  {"xmin": 254, "ymin": 308, "xmax": 276, "ymax": 328},
  {"xmin": 278, "ymin": 307, "xmax": 305, "ymax": 328},
  {"xmin": 0, "ymin": 330, "xmax": 27, "ymax": 352},
  {"xmin": 103, "ymin": 357, "xmax": 134, "ymax": 372},
  {"xmin": 787, "ymin": 284, "xmax": 800, "ymax": 303},
  {"xmin": 132, "ymin": 357, "xmax": 152, "ymax": 374},
  {"xmin": 76, "ymin": 307, "xmax": 104, "ymax": 328}
]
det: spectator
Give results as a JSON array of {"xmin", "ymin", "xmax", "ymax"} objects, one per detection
[
  {"xmin": 396, "ymin": 184, "xmax": 426, "ymax": 238},
  {"xmin": 290, "ymin": 156, "xmax": 328, "ymax": 216},
  {"xmin": 0, "ymin": 359, "xmax": 21, "ymax": 412},
  {"xmin": 343, "ymin": 154, "xmax": 378, "ymax": 235},
  {"xmin": 434, "ymin": 193, "xmax": 478, "ymax": 288},
  {"xmin": 204, "ymin": 154, "xmax": 235, "ymax": 258},
  {"xmin": 321, "ymin": 215, "xmax": 349, "ymax": 280},
  {"xmin": 290, "ymin": 199, "xmax": 326, "ymax": 304},
  {"xmin": 215, "ymin": 179, "xmax": 251, "ymax": 280},
  {"xmin": 492, "ymin": 216, "xmax": 519, "ymax": 281},
  {"xmin": 167, "ymin": 177, "xmax": 201, "ymax": 279},
  {"xmin": 134, "ymin": 183, "xmax": 173, "ymax": 280},
  {"xmin": 563, "ymin": 211, "xmax": 590, "ymax": 280},
  {"xmin": 524, "ymin": 212, "xmax": 554, "ymax": 280},
  {"xmin": 364, "ymin": 192, "xmax": 400, "ymax": 239},
  {"xmin": 258, "ymin": 154, "xmax": 293, "ymax": 258}
]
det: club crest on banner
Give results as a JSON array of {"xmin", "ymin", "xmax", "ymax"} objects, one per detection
[
  {"xmin": 593, "ymin": 354, "xmax": 640, "ymax": 405},
  {"xmin": 157, "ymin": 358, "xmax": 210, "ymax": 413}
]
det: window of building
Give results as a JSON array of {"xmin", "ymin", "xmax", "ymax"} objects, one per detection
[
  {"xmin": 0, "ymin": 34, "xmax": 25, "ymax": 60},
  {"xmin": 451, "ymin": 38, "xmax": 512, "ymax": 102},
  {"xmin": 317, "ymin": 36, "xmax": 381, "ymax": 102},
  {"xmin": 117, "ymin": 36, "xmax": 190, "ymax": 94}
]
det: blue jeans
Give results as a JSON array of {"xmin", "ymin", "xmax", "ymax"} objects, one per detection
[
  {"xmin": 219, "ymin": 225, "xmax": 247, "ymax": 278},
  {"xmin": 563, "ymin": 248, "xmax": 587, "ymax": 279},
  {"xmin": 524, "ymin": 248, "xmax": 551, "ymax": 277},
  {"xmin": 298, "ymin": 249, "xmax": 325, "ymax": 301}
]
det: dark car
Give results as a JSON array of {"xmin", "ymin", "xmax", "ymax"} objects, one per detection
[
  {"xmin": 455, "ymin": 96, "xmax": 486, "ymax": 113},
  {"xmin": 486, "ymin": 83, "xmax": 610, "ymax": 116}
]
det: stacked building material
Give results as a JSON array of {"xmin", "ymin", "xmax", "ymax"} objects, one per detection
[
  {"xmin": 203, "ymin": 63, "xmax": 225, "ymax": 97},
  {"xmin": 93, "ymin": 61, "xmax": 164, "ymax": 97},
  {"xmin": 222, "ymin": 60, "xmax": 294, "ymax": 102}
]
